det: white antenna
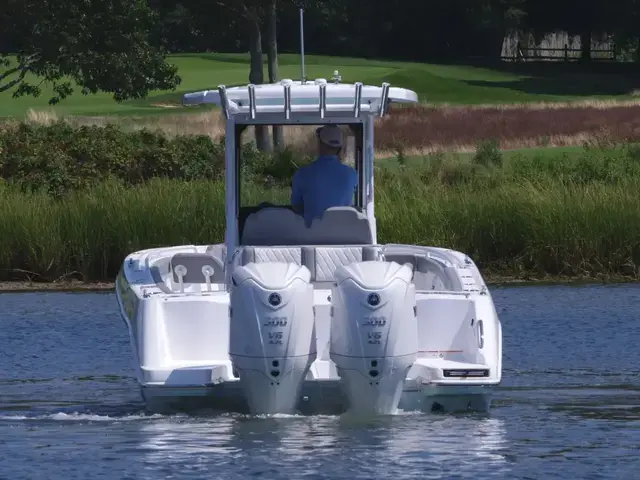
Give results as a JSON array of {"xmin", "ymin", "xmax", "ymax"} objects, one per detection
[{"xmin": 299, "ymin": 7, "xmax": 306, "ymax": 84}]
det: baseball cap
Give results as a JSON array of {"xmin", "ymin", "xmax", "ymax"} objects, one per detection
[{"xmin": 316, "ymin": 125, "xmax": 343, "ymax": 148}]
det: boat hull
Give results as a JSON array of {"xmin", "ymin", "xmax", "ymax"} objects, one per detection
[
  {"xmin": 116, "ymin": 243, "xmax": 502, "ymax": 417},
  {"xmin": 140, "ymin": 380, "xmax": 494, "ymax": 416}
]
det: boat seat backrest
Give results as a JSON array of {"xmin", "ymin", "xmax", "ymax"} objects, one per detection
[
  {"xmin": 170, "ymin": 252, "xmax": 226, "ymax": 284},
  {"xmin": 241, "ymin": 208, "xmax": 301, "ymax": 246},
  {"xmin": 309, "ymin": 207, "xmax": 373, "ymax": 245},
  {"xmin": 241, "ymin": 206, "xmax": 373, "ymax": 246},
  {"xmin": 241, "ymin": 246, "xmax": 303, "ymax": 266},
  {"xmin": 241, "ymin": 245, "xmax": 381, "ymax": 284},
  {"xmin": 302, "ymin": 246, "xmax": 381, "ymax": 283}
]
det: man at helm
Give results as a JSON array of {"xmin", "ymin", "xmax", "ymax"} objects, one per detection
[{"xmin": 291, "ymin": 125, "xmax": 358, "ymax": 227}]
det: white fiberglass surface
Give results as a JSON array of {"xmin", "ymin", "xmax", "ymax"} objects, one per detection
[{"xmin": 182, "ymin": 82, "xmax": 419, "ymax": 107}]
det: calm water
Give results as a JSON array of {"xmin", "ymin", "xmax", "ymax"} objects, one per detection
[{"xmin": 1, "ymin": 285, "xmax": 640, "ymax": 479}]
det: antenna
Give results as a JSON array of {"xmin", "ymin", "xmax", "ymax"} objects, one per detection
[{"xmin": 299, "ymin": 7, "xmax": 306, "ymax": 84}]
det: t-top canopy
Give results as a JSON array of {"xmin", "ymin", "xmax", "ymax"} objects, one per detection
[{"xmin": 182, "ymin": 78, "xmax": 419, "ymax": 121}]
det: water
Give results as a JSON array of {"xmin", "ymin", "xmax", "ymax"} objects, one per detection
[{"xmin": 1, "ymin": 285, "xmax": 640, "ymax": 479}]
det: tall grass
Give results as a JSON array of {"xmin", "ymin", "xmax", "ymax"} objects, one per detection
[
  {"xmin": 3, "ymin": 125, "xmax": 640, "ymax": 283},
  {"xmin": 2, "ymin": 164, "xmax": 640, "ymax": 282}
]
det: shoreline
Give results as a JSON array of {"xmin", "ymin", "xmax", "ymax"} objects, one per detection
[{"xmin": 1, "ymin": 274, "xmax": 638, "ymax": 293}]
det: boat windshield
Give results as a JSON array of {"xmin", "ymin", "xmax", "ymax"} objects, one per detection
[{"xmin": 237, "ymin": 123, "xmax": 365, "ymax": 235}]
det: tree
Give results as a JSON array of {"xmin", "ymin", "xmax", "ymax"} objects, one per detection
[
  {"xmin": 522, "ymin": 0, "xmax": 620, "ymax": 62},
  {"xmin": 609, "ymin": 0, "xmax": 640, "ymax": 61},
  {"xmin": 0, "ymin": 0, "xmax": 181, "ymax": 104},
  {"xmin": 213, "ymin": 0, "xmax": 272, "ymax": 151},
  {"xmin": 267, "ymin": 0, "xmax": 284, "ymax": 150},
  {"xmin": 244, "ymin": 2, "xmax": 272, "ymax": 151},
  {"xmin": 214, "ymin": 0, "xmax": 345, "ymax": 152}
]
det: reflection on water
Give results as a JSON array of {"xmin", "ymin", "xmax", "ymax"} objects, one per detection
[
  {"xmin": 2, "ymin": 285, "xmax": 640, "ymax": 478},
  {"xmin": 135, "ymin": 413, "xmax": 510, "ymax": 479},
  {"xmin": 379, "ymin": 415, "xmax": 510, "ymax": 477}
]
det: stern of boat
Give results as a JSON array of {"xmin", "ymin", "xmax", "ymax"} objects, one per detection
[
  {"xmin": 114, "ymin": 245, "xmax": 245, "ymax": 410},
  {"xmin": 382, "ymin": 244, "xmax": 503, "ymax": 413}
]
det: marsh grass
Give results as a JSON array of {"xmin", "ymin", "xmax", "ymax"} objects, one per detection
[
  {"xmin": 3, "ymin": 147, "xmax": 640, "ymax": 282},
  {"xmin": 17, "ymin": 98, "xmax": 640, "ymax": 155}
]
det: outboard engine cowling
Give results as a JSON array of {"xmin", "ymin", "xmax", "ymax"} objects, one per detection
[
  {"xmin": 330, "ymin": 261, "xmax": 417, "ymax": 415},
  {"xmin": 230, "ymin": 262, "xmax": 316, "ymax": 415}
]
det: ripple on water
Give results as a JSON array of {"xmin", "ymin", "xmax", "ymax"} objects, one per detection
[{"xmin": 1, "ymin": 286, "xmax": 640, "ymax": 479}]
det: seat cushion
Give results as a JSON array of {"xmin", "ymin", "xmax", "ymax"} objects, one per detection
[
  {"xmin": 240, "ymin": 245, "xmax": 381, "ymax": 284},
  {"xmin": 241, "ymin": 247, "xmax": 303, "ymax": 266},
  {"xmin": 302, "ymin": 246, "xmax": 381, "ymax": 282}
]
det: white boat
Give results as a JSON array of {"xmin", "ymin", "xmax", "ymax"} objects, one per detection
[{"xmin": 115, "ymin": 75, "xmax": 503, "ymax": 416}]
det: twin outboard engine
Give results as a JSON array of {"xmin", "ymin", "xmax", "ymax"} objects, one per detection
[
  {"xmin": 330, "ymin": 261, "xmax": 417, "ymax": 415},
  {"xmin": 230, "ymin": 262, "xmax": 316, "ymax": 415}
]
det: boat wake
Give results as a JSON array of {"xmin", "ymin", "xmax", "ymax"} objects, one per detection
[
  {"xmin": 0, "ymin": 405, "xmax": 435, "ymax": 424},
  {"xmin": 0, "ymin": 411, "xmax": 163, "ymax": 422},
  {"xmin": 3, "ymin": 365, "xmax": 638, "ymax": 423}
]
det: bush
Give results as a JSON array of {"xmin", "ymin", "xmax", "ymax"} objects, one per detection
[
  {"xmin": 0, "ymin": 121, "xmax": 318, "ymax": 197},
  {"xmin": 5, "ymin": 121, "xmax": 640, "ymax": 197},
  {"xmin": 473, "ymin": 139, "xmax": 503, "ymax": 168},
  {"xmin": 0, "ymin": 122, "xmax": 226, "ymax": 197}
]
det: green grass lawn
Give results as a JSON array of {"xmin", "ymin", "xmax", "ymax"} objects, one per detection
[{"xmin": 3, "ymin": 52, "xmax": 640, "ymax": 118}]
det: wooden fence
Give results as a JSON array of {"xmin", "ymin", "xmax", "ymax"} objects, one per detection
[{"xmin": 502, "ymin": 42, "xmax": 617, "ymax": 62}]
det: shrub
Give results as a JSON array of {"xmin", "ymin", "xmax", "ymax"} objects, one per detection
[
  {"xmin": 5, "ymin": 121, "xmax": 640, "ymax": 197},
  {"xmin": 0, "ymin": 122, "xmax": 225, "ymax": 196},
  {"xmin": 473, "ymin": 139, "xmax": 503, "ymax": 168},
  {"xmin": 0, "ymin": 122, "xmax": 316, "ymax": 196}
]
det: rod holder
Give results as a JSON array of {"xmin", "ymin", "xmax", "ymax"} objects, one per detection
[
  {"xmin": 353, "ymin": 82, "xmax": 363, "ymax": 117},
  {"xmin": 319, "ymin": 83, "xmax": 326, "ymax": 118},
  {"xmin": 379, "ymin": 82, "xmax": 390, "ymax": 117},
  {"xmin": 248, "ymin": 84, "xmax": 257, "ymax": 119},
  {"xmin": 218, "ymin": 85, "xmax": 229, "ymax": 119},
  {"xmin": 202, "ymin": 265, "xmax": 214, "ymax": 292},
  {"xmin": 284, "ymin": 84, "xmax": 291, "ymax": 119},
  {"xmin": 174, "ymin": 265, "xmax": 187, "ymax": 294}
]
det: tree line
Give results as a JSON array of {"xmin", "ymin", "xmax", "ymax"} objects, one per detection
[
  {"xmin": 149, "ymin": 0, "xmax": 640, "ymax": 62},
  {"xmin": 2, "ymin": 0, "xmax": 640, "ymax": 110}
]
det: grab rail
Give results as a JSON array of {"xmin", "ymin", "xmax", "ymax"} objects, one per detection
[{"xmin": 215, "ymin": 82, "xmax": 391, "ymax": 120}]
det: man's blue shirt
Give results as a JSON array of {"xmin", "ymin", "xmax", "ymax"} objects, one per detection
[{"xmin": 291, "ymin": 155, "xmax": 358, "ymax": 226}]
